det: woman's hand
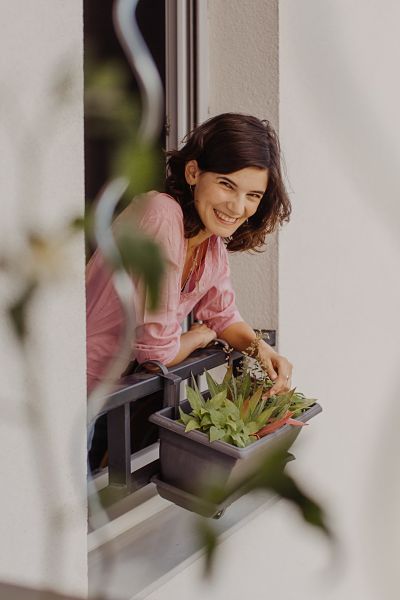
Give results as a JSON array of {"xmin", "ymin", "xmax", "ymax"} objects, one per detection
[
  {"xmin": 166, "ymin": 323, "xmax": 217, "ymax": 366},
  {"xmin": 257, "ymin": 339, "xmax": 293, "ymax": 396},
  {"xmin": 218, "ymin": 321, "xmax": 293, "ymax": 395},
  {"xmin": 189, "ymin": 322, "xmax": 217, "ymax": 348}
]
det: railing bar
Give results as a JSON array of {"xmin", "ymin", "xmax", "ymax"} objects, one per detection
[
  {"xmin": 94, "ymin": 460, "xmax": 161, "ymax": 508},
  {"xmin": 107, "ymin": 404, "xmax": 131, "ymax": 490},
  {"xmin": 130, "ymin": 459, "xmax": 160, "ymax": 489},
  {"xmin": 98, "ymin": 349, "xmax": 243, "ymax": 416}
]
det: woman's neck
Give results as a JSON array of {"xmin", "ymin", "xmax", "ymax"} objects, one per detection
[{"xmin": 187, "ymin": 230, "xmax": 212, "ymax": 252}]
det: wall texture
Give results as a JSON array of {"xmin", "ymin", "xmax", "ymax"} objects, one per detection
[
  {"xmin": 0, "ymin": 1, "xmax": 87, "ymax": 596},
  {"xmin": 279, "ymin": 1, "xmax": 400, "ymax": 598},
  {"xmin": 208, "ymin": 0, "xmax": 279, "ymax": 331},
  {"xmin": 146, "ymin": 1, "xmax": 400, "ymax": 599}
]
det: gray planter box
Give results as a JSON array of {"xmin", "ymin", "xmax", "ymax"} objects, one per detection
[{"xmin": 150, "ymin": 400, "xmax": 322, "ymax": 517}]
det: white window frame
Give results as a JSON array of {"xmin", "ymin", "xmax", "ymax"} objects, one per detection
[{"xmin": 165, "ymin": 0, "xmax": 209, "ymax": 150}]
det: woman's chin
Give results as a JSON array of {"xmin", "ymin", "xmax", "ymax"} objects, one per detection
[
  {"xmin": 207, "ymin": 218, "xmax": 240, "ymax": 237},
  {"xmin": 209, "ymin": 225, "xmax": 237, "ymax": 238}
]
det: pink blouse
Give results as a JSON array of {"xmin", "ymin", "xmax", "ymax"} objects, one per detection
[{"xmin": 86, "ymin": 191, "xmax": 243, "ymax": 393}]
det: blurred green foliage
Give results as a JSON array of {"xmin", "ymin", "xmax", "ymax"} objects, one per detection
[
  {"xmin": 114, "ymin": 226, "xmax": 165, "ymax": 311},
  {"xmin": 85, "ymin": 53, "xmax": 164, "ymax": 203},
  {"xmin": 199, "ymin": 444, "xmax": 333, "ymax": 577},
  {"xmin": 83, "ymin": 51, "xmax": 166, "ymax": 310},
  {"xmin": 8, "ymin": 281, "xmax": 37, "ymax": 341}
]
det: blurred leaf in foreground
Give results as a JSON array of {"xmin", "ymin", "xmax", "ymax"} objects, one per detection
[
  {"xmin": 7, "ymin": 281, "xmax": 37, "ymax": 342},
  {"xmin": 197, "ymin": 519, "xmax": 218, "ymax": 578},
  {"xmin": 114, "ymin": 227, "xmax": 165, "ymax": 312},
  {"xmin": 198, "ymin": 445, "xmax": 333, "ymax": 577}
]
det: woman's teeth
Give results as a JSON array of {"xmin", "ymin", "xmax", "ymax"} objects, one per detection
[{"xmin": 214, "ymin": 209, "xmax": 237, "ymax": 224}]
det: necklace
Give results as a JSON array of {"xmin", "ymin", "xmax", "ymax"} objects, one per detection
[{"xmin": 181, "ymin": 241, "xmax": 206, "ymax": 292}]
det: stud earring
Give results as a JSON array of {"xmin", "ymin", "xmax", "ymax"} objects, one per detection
[{"xmin": 189, "ymin": 184, "xmax": 195, "ymax": 196}]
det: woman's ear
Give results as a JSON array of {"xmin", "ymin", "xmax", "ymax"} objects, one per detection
[{"xmin": 184, "ymin": 160, "xmax": 200, "ymax": 185}]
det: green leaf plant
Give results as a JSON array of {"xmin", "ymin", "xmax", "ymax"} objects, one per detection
[{"xmin": 179, "ymin": 360, "xmax": 317, "ymax": 448}]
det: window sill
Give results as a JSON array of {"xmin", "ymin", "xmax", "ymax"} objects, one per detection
[{"xmin": 88, "ymin": 487, "xmax": 278, "ymax": 599}]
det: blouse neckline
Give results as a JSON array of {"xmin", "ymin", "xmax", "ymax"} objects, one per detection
[{"xmin": 180, "ymin": 235, "xmax": 217, "ymax": 296}]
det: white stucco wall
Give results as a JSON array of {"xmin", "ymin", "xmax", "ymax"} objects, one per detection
[
  {"xmin": 146, "ymin": 1, "xmax": 400, "ymax": 599},
  {"xmin": 0, "ymin": 1, "xmax": 87, "ymax": 596},
  {"xmin": 278, "ymin": 1, "xmax": 400, "ymax": 598},
  {"xmin": 208, "ymin": 0, "xmax": 279, "ymax": 330}
]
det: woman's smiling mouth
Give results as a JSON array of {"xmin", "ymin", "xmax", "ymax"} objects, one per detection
[{"xmin": 213, "ymin": 208, "xmax": 238, "ymax": 224}]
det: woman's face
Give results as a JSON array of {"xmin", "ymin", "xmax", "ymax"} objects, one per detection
[{"xmin": 185, "ymin": 160, "xmax": 268, "ymax": 238}]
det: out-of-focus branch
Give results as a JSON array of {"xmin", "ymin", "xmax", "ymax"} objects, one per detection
[{"xmin": 112, "ymin": 0, "xmax": 164, "ymax": 144}]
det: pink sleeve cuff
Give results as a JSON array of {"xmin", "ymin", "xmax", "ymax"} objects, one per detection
[
  {"xmin": 134, "ymin": 321, "xmax": 181, "ymax": 366},
  {"xmin": 194, "ymin": 280, "xmax": 244, "ymax": 336}
]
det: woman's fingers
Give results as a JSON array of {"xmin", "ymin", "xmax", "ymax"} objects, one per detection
[
  {"xmin": 265, "ymin": 360, "xmax": 278, "ymax": 381},
  {"xmin": 191, "ymin": 323, "xmax": 217, "ymax": 347},
  {"xmin": 250, "ymin": 338, "xmax": 293, "ymax": 397},
  {"xmin": 202, "ymin": 328, "xmax": 217, "ymax": 346},
  {"xmin": 266, "ymin": 356, "xmax": 293, "ymax": 396}
]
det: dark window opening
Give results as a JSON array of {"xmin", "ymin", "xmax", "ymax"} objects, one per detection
[
  {"xmin": 84, "ymin": 0, "xmax": 166, "ymax": 206},
  {"xmin": 84, "ymin": 1, "xmax": 166, "ymax": 467}
]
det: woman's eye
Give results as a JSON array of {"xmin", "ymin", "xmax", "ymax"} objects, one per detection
[
  {"xmin": 220, "ymin": 181, "xmax": 232, "ymax": 189},
  {"xmin": 248, "ymin": 194, "xmax": 261, "ymax": 201}
]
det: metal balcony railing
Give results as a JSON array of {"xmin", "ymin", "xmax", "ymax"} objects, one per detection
[{"xmin": 91, "ymin": 330, "xmax": 276, "ymax": 508}]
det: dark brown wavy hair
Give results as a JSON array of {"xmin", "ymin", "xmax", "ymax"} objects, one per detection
[{"xmin": 165, "ymin": 112, "xmax": 291, "ymax": 252}]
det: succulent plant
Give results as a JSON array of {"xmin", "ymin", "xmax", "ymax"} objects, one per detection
[{"xmin": 178, "ymin": 362, "xmax": 316, "ymax": 448}]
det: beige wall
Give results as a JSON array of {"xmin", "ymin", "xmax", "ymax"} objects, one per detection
[
  {"xmin": 278, "ymin": 1, "xmax": 400, "ymax": 598},
  {"xmin": 208, "ymin": 0, "xmax": 279, "ymax": 331},
  {"xmin": 147, "ymin": 1, "xmax": 400, "ymax": 598},
  {"xmin": 0, "ymin": 1, "xmax": 87, "ymax": 596}
]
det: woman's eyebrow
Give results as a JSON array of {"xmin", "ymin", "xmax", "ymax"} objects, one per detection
[{"xmin": 218, "ymin": 176, "xmax": 265, "ymax": 195}]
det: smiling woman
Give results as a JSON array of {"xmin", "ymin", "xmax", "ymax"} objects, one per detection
[
  {"xmin": 86, "ymin": 112, "xmax": 293, "ymax": 410},
  {"xmin": 186, "ymin": 166, "xmax": 268, "ymax": 238}
]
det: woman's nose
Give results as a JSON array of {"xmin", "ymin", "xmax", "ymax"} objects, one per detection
[{"xmin": 226, "ymin": 193, "xmax": 245, "ymax": 217}]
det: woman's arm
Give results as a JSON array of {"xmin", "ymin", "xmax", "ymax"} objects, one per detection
[
  {"xmin": 165, "ymin": 323, "xmax": 217, "ymax": 367},
  {"xmin": 219, "ymin": 321, "xmax": 293, "ymax": 396}
]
